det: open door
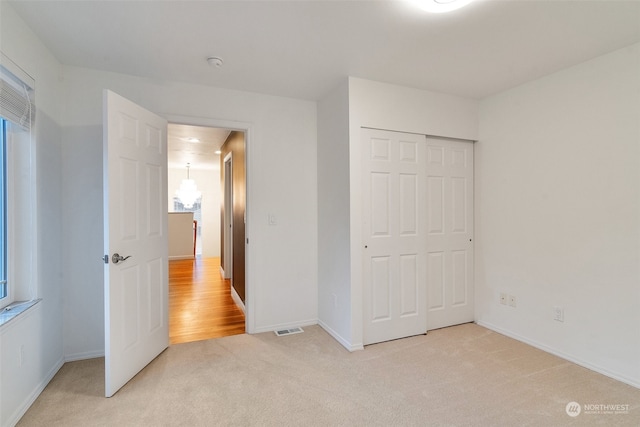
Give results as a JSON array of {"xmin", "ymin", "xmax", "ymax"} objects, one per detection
[{"xmin": 103, "ymin": 90, "xmax": 169, "ymax": 397}]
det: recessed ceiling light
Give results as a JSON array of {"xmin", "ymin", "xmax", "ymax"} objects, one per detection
[
  {"xmin": 215, "ymin": 150, "xmax": 222, "ymax": 155},
  {"xmin": 411, "ymin": 0, "xmax": 473, "ymax": 13},
  {"xmin": 181, "ymin": 137, "xmax": 200, "ymax": 143}
]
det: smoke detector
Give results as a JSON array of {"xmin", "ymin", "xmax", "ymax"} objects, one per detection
[{"xmin": 207, "ymin": 56, "xmax": 224, "ymax": 68}]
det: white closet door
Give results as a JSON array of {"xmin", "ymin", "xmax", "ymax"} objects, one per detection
[
  {"xmin": 362, "ymin": 128, "xmax": 427, "ymax": 345},
  {"xmin": 425, "ymin": 137, "xmax": 474, "ymax": 330}
]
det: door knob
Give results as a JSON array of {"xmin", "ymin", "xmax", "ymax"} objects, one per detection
[{"xmin": 112, "ymin": 253, "xmax": 132, "ymax": 264}]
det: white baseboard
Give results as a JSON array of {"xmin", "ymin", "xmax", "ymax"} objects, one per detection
[
  {"xmin": 476, "ymin": 320, "xmax": 640, "ymax": 390},
  {"xmin": 230, "ymin": 285, "xmax": 245, "ymax": 314},
  {"xmin": 6, "ymin": 356, "xmax": 64, "ymax": 427},
  {"xmin": 219, "ymin": 266, "xmax": 225, "ymax": 278},
  {"xmin": 318, "ymin": 320, "xmax": 364, "ymax": 352},
  {"xmin": 64, "ymin": 349, "xmax": 105, "ymax": 362}
]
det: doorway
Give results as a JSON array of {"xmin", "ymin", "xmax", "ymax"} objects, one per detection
[
  {"xmin": 167, "ymin": 123, "xmax": 247, "ymax": 344},
  {"xmin": 218, "ymin": 131, "xmax": 247, "ymax": 309}
]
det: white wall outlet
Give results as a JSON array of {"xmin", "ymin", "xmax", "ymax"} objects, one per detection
[
  {"xmin": 553, "ymin": 306, "xmax": 564, "ymax": 322},
  {"xmin": 508, "ymin": 295, "xmax": 516, "ymax": 307},
  {"xmin": 332, "ymin": 293, "xmax": 338, "ymax": 309},
  {"xmin": 500, "ymin": 293, "xmax": 507, "ymax": 305}
]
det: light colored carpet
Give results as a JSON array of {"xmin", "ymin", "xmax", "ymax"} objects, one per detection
[{"xmin": 17, "ymin": 323, "xmax": 640, "ymax": 426}]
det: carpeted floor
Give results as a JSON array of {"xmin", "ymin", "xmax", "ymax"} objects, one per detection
[{"xmin": 17, "ymin": 323, "xmax": 640, "ymax": 426}]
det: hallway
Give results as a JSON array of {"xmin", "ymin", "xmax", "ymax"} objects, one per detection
[{"xmin": 169, "ymin": 257, "xmax": 245, "ymax": 344}]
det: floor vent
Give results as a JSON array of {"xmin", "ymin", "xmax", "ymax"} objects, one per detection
[{"xmin": 274, "ymin": 327, "xmax": 304, "ymax": 337}]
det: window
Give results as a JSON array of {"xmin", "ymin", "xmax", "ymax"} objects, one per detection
[
  {"xmin": 0, "ymin": 52, "xmax": 36, "ymax": 312},
  {"xmin": 0, "ymin": 117, "xmax": 36, "ymax": 316}
]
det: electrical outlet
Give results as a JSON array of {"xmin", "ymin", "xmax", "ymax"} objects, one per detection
[
  {"xmin": 553, "ymin": 306, "xmax": 564, "ymax": 322},
  {"xmin": 332, "ymin": 293, "xmax": 338, "ymax": 309},
  {"xmin": 508, "ymin": 295, "xmax": 516, "ymax": 307},
  {"xmin": 500, "ymin": 293, "xmax": 507, "ymax": 305}
]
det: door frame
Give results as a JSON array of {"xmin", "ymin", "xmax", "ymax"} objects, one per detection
[
  {"xmin": 164, "ymin": 114, "xmax": 253, "ymax": 333},
  {"xmin": 222, "ymin": 152, "xmax": 233, "ymax": 280}
]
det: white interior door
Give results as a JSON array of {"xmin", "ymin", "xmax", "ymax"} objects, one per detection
[
  {"xmin": 425, "ymin": 137, "xmax": 474, "ymax": 330},
  {"xmin": 103, "ymin": 90, "xmax": 169, "ymax": 397},
  {"xmin": 362, "ymin": 128, "xmax": 428, "ymax": 345}
]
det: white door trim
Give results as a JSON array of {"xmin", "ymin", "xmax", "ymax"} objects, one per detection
[
  {"xmin": 361, "ymin": 126, "xmax": 477, "ymax": 144},
  {"xmin": 223, "ymin": 152, "xmax": 233, "ymax": 281}
]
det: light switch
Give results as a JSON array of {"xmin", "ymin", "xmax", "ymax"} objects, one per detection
[{"xmin": 268, "ymin": 214, "xmax": 277, "ymax": 225}]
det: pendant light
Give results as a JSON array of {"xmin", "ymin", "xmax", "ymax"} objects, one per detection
[{"xmin": 176, "ymin": 163, "xmax": 201, "ymax": 208}]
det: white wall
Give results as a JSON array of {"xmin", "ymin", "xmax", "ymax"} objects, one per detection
[
  {"xmin": 0, "ymin": 3, "xmax": 64, "ymax": 426},
  {"xmin": 475, "ymin": 43, "xmax": 640, "ymax": 387},
  {"xmin": 317, "ymin": 81, "xmax": 353, "ymax": 348},
  {"xmin": 61, "ymin": 65, "xmax": 318, "ymax": 357},
  {"xmin": 168, "ymin": 212, "xmax": 194, "ymax": 259},
  {"xmin": 320, "ymin": 77, "xmax": 483, "ymax": 351},
  {"xmin": 168, "ymin": 166, "xmax": 221, "ymax": 258},
  {"xmin": 348, "ymin": 78, "xmax": 479, "ymax": 140}
]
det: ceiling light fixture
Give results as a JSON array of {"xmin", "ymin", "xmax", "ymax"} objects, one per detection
[
  {"xmin": 207, "ymin": 56, "xmax": 224, "ymax": 68},
  {"xmin": 181, "ymin": 137, "xmax": 200, "ymax": 143},
  {"xmin": 411, "ymin": 0, "xmax": 473, "ymax": 13},
  {"xmin": 175, "ymin": 163, "xmax": 202, "ymax": 209}
]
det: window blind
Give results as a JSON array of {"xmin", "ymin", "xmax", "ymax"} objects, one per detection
[{"xmin": 0, "ymin": 53, "xmax": 35, "ymax": 131}]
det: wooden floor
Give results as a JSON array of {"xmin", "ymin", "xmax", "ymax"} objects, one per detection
[{"xmin": 169, "ymin": 257, "xmax": 245, "ymax": 345}]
